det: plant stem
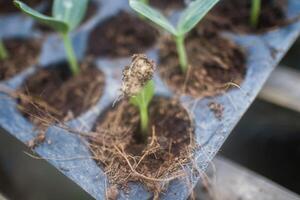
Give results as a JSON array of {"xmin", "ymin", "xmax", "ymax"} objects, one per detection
[
  {"xmin": 140, "ymin": 0, "xmax": 149, "ymax": 4},
  {"xmin": 250, "ymin": 0, "xmax": 261, "ymax": 28},
  {"xmin": 0, "ymin": 40, "xmax": 8, "ymax": 60},
  {"xmin": 139, "ymin": 89, "xmax": 149, "ymax": 140},
  {"xmin": 175, "ymin": 35, "xmax": 188, "ymax": 73},
  {"xmin": 61, "ymin": 33, "xmax": 80, "ymax": 75}
]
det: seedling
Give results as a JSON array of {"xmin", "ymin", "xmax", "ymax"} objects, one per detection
[
  {"xmin": 122, "ymin": 54, "xmax": 155, "ymax": 142},
  {"xmin": 140, "ymin": 0, "xmax": 149, "ymax": 4},
  {"xmin": 129, "ymin": 0, "xmax": 219, "ymax": 73},
  {"xmin": 14, "ymin": 0, "xmax": 89, "ymax": 75},
  {"xmin": 0, "ymin": 39, "xmax": 8, "ymax": 60},
  {"xmin": 250, "ymin": 0, "xmax": 261, "ymax": 27}
]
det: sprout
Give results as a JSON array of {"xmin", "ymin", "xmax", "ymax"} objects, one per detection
[
  {"xmin": 129, "ymin": 0, "xmax": 219, "ymax": 73},
  {"xmin": 0, "ymin": 39, "xmax": 8, "ymax": 60},
  {"xmin": 140, "ymin": 0, "xmax": 149, "ymax": 4},
  {"xmin": 250, "ymin": 0, "xmax": 261, "ymax": 28},
  {"xmin": 14, "ymin": 0, "xmax": 89, "ymax": 75},
  {"xmin": 122, "ymin": 54, "xmax": 155, "ymax": 142}
]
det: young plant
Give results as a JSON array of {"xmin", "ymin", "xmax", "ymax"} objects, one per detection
[
  {"xmin": 250, "ymin": 0, "xmax": 261, "ymax": 28},
  {"xmin": 129, "ymin": 0, "xmax": 219, "ymax": 73},
  {"xmin": 0, "ymin": 39, "xmax": 8, "ymax": 60},
  {"xmin": 14, "ymin": 0, "xmax": 89, "ymax": 75},
  {"xmin": 140, "ymin": 0, "xmax": 149, "ymax": 4},
  {"xmin": 122, "ymin": 54, "xmax": 155, "ymax": 142}
]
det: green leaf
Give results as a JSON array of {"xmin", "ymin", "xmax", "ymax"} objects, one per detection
[
  {"xmin": 130, "ymin": 80, "xmax": 154, "ymax": 108},
  {"xmin": 143, "ymin": 80, "xmax": 154, "ymax": 106},
  {"xmin": 129, "ymin": 0, "xmax": 177, "ymax": 35},
  {"xmin": 14, "ymin": 0, "xmax": 69, "ymax": 33},
  {"xmin": 53, "ymin": 0, "xmax": 88, "ymax": 31},
  {"xmin": 177, "ymin": 0, "xmax": 220, "ymax": 35}
]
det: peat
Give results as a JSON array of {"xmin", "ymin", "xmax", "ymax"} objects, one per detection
[
  {"xmin": 207, "ymin": 0, "xmax": 287, "ymax": 33},
  {"xmin": 90, "ymin": 97, "xmax": 194, "ymax": 192},
  {"xmin": 159, "ymin": 31, "xmax": 246, "ymax": 98},
  {"xmin": 87, "ymin": 11, "xmax": 158, "ymax": 58},
  {"xmin": 0, "ymin": 38, "xmax": 41, "ymax": 81},
  {"xmin": 17, "ymin": 61, "xmax": 104, "ymax": 127}
]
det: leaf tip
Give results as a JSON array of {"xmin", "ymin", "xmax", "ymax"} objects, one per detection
[{"xmin": 13, "ymin": 0, "xmax": 21, "ymax": 8}]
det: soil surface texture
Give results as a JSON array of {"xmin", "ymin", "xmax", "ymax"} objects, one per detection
[
  {"xmin": 159, "ymin": 30, "xmax": 246, "ymax": 98},
  {"xmin": 0, "ymin": 38, "xmax": 41, "ymax": 81},
  {"xmin": 87, "ymin": 11, "xmax": 158, "ymax": 58},
  {"xmin": 90, "ymin": 97, "xmax": 194, "ymax": 193},
  {"xmin": 18, "ymin": 61, "xmax": 104, "ymax": 127},
  {"xmin": 206, "ymin": 0, "xmax": 287, "ymax": 33}
]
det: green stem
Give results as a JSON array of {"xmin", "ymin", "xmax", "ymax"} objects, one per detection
[
  {"xmin": 0, "ymin": 40, "xmax": 8, "ymax": 60},
  {"xmin": 61, "ymin": 33, "xmax": 80, "ymax": 75},
  {"xmin": 139, "ymin": 89, "xmax": 149, "ymax": 140},
  {"xmin": 250, "ymin": 0, "xmax": 261, "ymax": 28},
  {"xmin": 140, "ymin": 0, "xmax": 149, "ymax": 4},
  {"xmin": 175, "ymin": 35, "xmax": 188, "ymax": 73}
]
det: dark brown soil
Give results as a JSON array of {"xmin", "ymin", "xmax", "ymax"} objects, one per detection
[
  {"xmin": 87, "ymin": 11, "xmax": 159, "ymax": 58},
  {"xmin": 17, "ymin": 61, "xmax": 104, "ymax": 127},
  {"xmin": 0, "ymin": 38, "xmax": 42, "ymax": 81},
  {"xmin": 0, "ymin": 0, "xmax": 43, "ymax": 14},
  {"xmin": 90, "ymin": 97, "xmax": 194, "ymax": 192},
  {"xmin": 159, "ymin": 31, "xmax": 246, "ymax": 98},
  {"xmin": 149, "ymin": 0, "xmax": 184, "ymax": 10},
  {"xmin": 206, "ymin": 0, "xmax": 287, "ymax": 33},
  {"xmin": 35, "ymin": 1, "xmax": 98, "ymax": 33}
]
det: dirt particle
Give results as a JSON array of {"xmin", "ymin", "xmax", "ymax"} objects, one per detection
[
  {"xmin": 27, "ymin": 132, "xmax": 46, "ymax": 149},
  {"xmin": 106, "ymin": 185, "xmax": 119, "ymax": 200},
  {"xmin": 208, "ymin": 102, "xmax": 224, "ymax": 120}
]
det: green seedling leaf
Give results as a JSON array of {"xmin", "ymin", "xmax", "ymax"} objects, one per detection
[
  {"xmin": 177, "ymin": 0, "xmax": 220, "ymax": 35},
  {"xmin": 130, "ymin": 80, "xmax": 154, "ymax": 139},
  {"xmin": 14, "ymin": 0, "xmax": 68, "ymax": 33},
  {"xmin": 14, "ymin": 0, "xmax": 89, "ymax": 75},
  {"xmin": 53, "ymin": 0, "xmax": 88, "ymax": 31},
  {"xmin": 129, "ymin": 0, "xmax": 177, "ymax": 35},
  {"xmin": 129, "ymin": 0, "xmax": 220, "ymax": 73},
  {"xmin": 130, "ymin": 80, "xmax": 154, "ymax": 108}
]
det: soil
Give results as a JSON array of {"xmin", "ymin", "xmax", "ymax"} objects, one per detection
[
  {"xmin": 206, "ymin": 0, "xmax": 287, "ymax": 33},
  {"xmin": 35, "ymin": 1, "xmax": 98, "ymax": 33},
  {"xmin": 0, "ymin": 38, "xmax": 42, "ymax": 81},
  {"xmin": 149, "ymin": 0, "xmax": 184, "ymax": 10},
  {"xmin": 90, "ymin": 97, "xmax": 194, "ymax": 193},
  {"xmin": 87, "ymin": 11, "xmax": 159, "ymax": 58},
  {"xmin": 158, "ymin": 30, "xmax": 246, "ymax": 98},
  {"xmin": 0, "ymin": 0, "xmax": 44, "ymax": 14},
  {"xmin": 17, "ymin": 61, "xmax": 104, "ymax": 127}
]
